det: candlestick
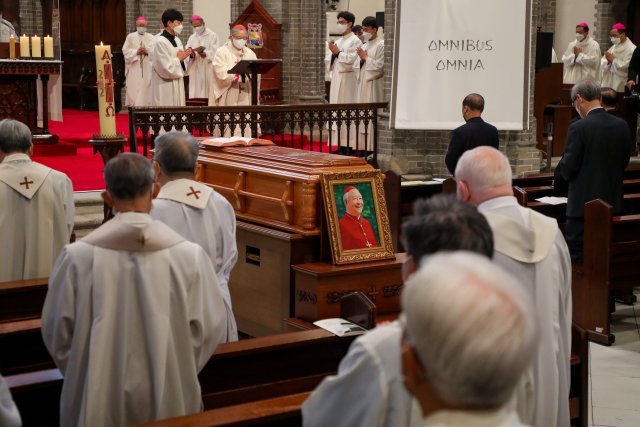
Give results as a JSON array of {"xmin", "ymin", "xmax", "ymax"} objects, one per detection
[
  {"xmin": 95, "ymin": 42, "xmax": 117, "ymax": 137},
  {"xmin": 9, "ymin": 35, "xmax": 15, "ymax": 59},
  {"xmin": 31, "ymin": 35, "xmax": 41, "ymax": 58},
  {"xmin": 44, "ymin": 35, "xmax": 54, "ymax": 58},
  {"xmin": 19, "ymin": 35, "xmax": 30, "ymax": 58}
]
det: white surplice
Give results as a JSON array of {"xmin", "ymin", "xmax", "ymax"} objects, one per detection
[
  {"xmin": 209, "ymin": 41, "xmax": 258, "ymax": 107},
  {"xmin": 601, "ymin": 39, "xmax": 637, "ymax": 92},
  {"xmin": 478, "ymin": 196, "xmax": 572, "ymax": 427},
  {"xmin": 0, "ymin": 374, "xmax": 21, "ymax": 427},
  {"xmin": 325, "ymin": 32, "xmax": 361, "ymax": 148},
  {"xmin": 41, "ymin": 212, "xmax": 227, "ymax": 427},
  {"xmin": 151, "ymin": 178, "xmax": 239, "ymax": 341},
  {"xmin": 303, "ymin": 321, "xmax": 422, "ymax": 427},
  {"xmin": 353, "ymin": 36, "xmax": 384, "ymax": 151},
  {"xmin": 123, "ymin": 31, "xmax": 155, "ymax": 106},
  {"xmin": 562, "ymin": 36, "xmax": 601, "ymax": 84},
  {"xmin": 0, "ymin": 153, "xmax": 74, "ymax": 281},
  {"xmin": 150, "ymin": 32, "xmax": 186, "ymax": 106},
  {"xmin": 185, "ymin": 28, "xmax": 219, "ymax": 99},
  {"xmin": 420, "ymin": 408, "xmax": 529, "ymax": 427}
]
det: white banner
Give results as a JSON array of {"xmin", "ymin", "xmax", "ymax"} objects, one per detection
[{"xmin": 391, "ymin": 0, "xmax": 530, "ymax": 130}]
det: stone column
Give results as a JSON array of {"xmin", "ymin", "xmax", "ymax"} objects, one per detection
[{"xmin": 377, "ymin": 0, "xmax": 541, "ymax": 177}]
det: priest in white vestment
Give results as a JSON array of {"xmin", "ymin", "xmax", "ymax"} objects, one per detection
[
  {"xmin": 123, "ymin": 16, "xmax": 155, "ymax": 106},
  {"xmin": 0, "ymin": 375, "xmax": 21, "ymax": 427},
  {"xmin": 601, "ymin": 23, "xmax": 637, "ymax": 92},
  {"xmin": 562, "ymin": 22, "xmax": 601, "ymax": 84},
  {"xmin": 0, "ymin": 119, "xmax": 74, "ymax": 282},
  {"xmin": 0, "ymin": 6, "xmax": 17, "ymax": 43},
  {"xmin": 150, "ymin": 132, "xmax": 239, "ymax": 341},
  {"xmin": 325, "ymin": 11, "xmax": 361, "ymax": 152},
  {"xmin": 353, "ymin": 16, "xmax": 384, "ymax": 152},
  {"xmin": 303, "ymin": 195, "xmax": 495, "ymax": 427},
  {"xmin": 402, "ymin": 253, "xmax": 535, "ymax": 427},
  {"xmin": 209, "ymin": 25, "xmax": 258, "ymax": 107},
  {"xmin": 41, "ymin": 153, "xmax": 227, "ymax": 427},
  {"xmin": 185, "ymin": 15, "xmax": 219, "ymax": 99},
  {"xmin": 150, "ymin": 9, "xmax": 193, "ymax": 107},
  {"xmin": 456, "ymin": 147, "xmax": 572, "ymax": 427}
]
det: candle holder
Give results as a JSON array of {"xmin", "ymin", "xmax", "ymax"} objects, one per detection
[{"xmin": 89, "ymin": 133, "xmax": 127, "ymax": 223}]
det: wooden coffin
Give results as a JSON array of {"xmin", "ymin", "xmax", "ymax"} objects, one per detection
[
  {"xmin": 293, "ymin": 254, "xmax": 406, "ymax": 322},
  {"xmin": 197, "ymin": 146, "xmax": 372, "ymax": 236}
]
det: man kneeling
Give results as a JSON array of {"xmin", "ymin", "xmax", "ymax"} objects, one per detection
[{"xmin": 42, "ymin": 153, "xmax": 228, "ymax": 427}]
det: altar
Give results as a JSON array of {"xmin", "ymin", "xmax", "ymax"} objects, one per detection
[{"xmin": 0, "ymin": 59, "xmax": 62, "ymax": 144}]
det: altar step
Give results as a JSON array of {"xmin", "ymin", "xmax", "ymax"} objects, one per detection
[{"xmin": 73, "ymin": 191, "xmax": 104, "ymax": 240}]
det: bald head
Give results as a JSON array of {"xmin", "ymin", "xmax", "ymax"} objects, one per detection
[
  {"xmin": 455, "ymin": 146, "xmax": 513, "ymax": 206},
  {"xmin": 462, "ymin": 93, "xmax": 485, "ymax": 113}
]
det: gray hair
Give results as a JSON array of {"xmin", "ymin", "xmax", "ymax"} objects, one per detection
[
  {"xmin": 455, "ymin": 146, "xmax": 512, "ymax": 194},
  {"xmin": 342, "ymin": 187, "xmax": 361, "ymax": 205},
  {"xmin": 0, "ymin": 119, "xmax": 33, "ymax": 154},
  {"xmin": 231, "ymin": 26, "xmax": 246, "ymax": 37},
  {"xmin": 104, "ymin": 153, "xmax": 154, "ymax": 200},
  {"xmin": 402, "ymin": 251, "xmax": 537, "ymax": 408},
  {"xmin": 402, "ymin": 194, "xmax": 494, "ymax": 261},
  {"xmin": 571, "ymin": 79, "xmax": 602, "ymax": 102},
  {"xmin": 153, "ymin": 131, "xmax": 199, "ymax": 177}
]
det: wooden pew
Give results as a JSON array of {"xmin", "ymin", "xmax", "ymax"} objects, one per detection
[
  {"xmin": 133, "ymin": 322, "xmax": 589, "ymax": 427},
  {"xmin": 572, "ymin": 199, "xmax": 640, "ymax": 345},
  {"xmin": 135, "ymin": 392, "xmax": 309, "ymax": 427},
  {"xmin": 0, "ymin": 277, "xmax": 48, "ymax": 323},
  {"xmin": 5, "ymin": 328, "xmax": 356, "ymax": 426},
  {"xmin": 0, "ymin": 319, "xmax": 52, "ymax": 376}
]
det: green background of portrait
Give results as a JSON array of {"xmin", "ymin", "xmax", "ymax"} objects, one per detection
[{"xmin": 334, "ymin": 182, "xmax": 380, "ymax": 242}]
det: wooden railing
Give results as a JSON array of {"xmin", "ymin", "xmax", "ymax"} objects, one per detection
[{"xmin": 128, "ymin": 102, "xmax": 388, "ymax": 164}]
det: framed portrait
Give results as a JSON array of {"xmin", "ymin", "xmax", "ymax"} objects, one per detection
[{"xmin": 321, "ymin": 170, "xmax": 395, "ymax": 265}]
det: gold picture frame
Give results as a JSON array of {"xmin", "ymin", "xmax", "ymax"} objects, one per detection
[{"xmin": 321, "ymin": 170, "xmax": 395, "ymax": 265}]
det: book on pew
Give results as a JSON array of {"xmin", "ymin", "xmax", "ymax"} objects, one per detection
[
  {"xmin": 313, "ymin": 318, "xmax": 368, "ymax": 337},
  {"xmin": 199, "ymin": 137, "xmax": 275, "ymax": 148}
]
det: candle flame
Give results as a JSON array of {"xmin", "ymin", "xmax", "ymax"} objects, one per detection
[{"xmin": 100, "ymin": 42, "xmax": 103, "ymax": 46}]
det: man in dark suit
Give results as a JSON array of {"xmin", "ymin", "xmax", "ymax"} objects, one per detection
[
  {"xmin": 445, "ymin": 93, "xmax": 499, "ymax": 175},
  {"xmin": 554, "ymin": 79, "xmax": 630, "ymax": 262}
]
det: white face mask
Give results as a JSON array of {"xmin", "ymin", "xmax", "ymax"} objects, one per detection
[
  {"xmin": 137, "ymin": 26, "xmax": 147, "ymax": 35},
  {"xmin": 611, "ymin": 36, "xmax": 621, "ymax": 45},
  {"xmin": 362, "ymin": 32, "xmax": 373, "ymax": 42},
  {"xmin": 173, "ymin": 24, "xmax": 183, "ymax": 35},
  {"xmin": 232, "ymin": 38, "xmax": 246, "ymax": 49},
  {"xmin": 194, "ymin": 26, "xmax": 205, "ymax": 36},
  {"xmin": 575, "ymin": 33, "xmax": 585, "ymax": 42},
  {"xmin": 337, "ymin": 23, "xmax": 348, "ymax": 33}
]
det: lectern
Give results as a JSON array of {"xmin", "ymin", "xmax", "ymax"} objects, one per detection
[{"xmin": 228, "ymin": 59, "xmax": 282, "ymax": 106}]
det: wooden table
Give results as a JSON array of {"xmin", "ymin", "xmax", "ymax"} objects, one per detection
[{"xmin": 0, "ymin": 59, "xmax": 62, "ymax": 144}]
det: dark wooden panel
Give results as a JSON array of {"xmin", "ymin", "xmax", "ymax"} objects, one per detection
[{"xmin": 60, "ymin": 0, "xmax": 126, "ymax": 110}]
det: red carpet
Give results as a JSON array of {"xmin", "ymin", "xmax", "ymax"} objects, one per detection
[{"xmin": 31, "ymin": 109, "xmax": 334, "ymax": 192}]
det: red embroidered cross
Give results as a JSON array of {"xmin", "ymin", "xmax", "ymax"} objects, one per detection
[
  {"xmin": 19, "ymin": 176, "xmax": 34, "ymax": 189},
  {"xmin": 186, "ymin": 186, "xmax": 201, "ymax": 199}
]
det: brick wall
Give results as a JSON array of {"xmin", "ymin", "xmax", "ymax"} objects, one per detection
[
  {"xmin": 378, "ymin": 0, "xmax": 541, "ymax": 177},
  {"xmin": 536, "ymin": 0, "xmax": 557, "ymax": 32},
  {"xmin": 230, "ymin": 0, "xmax": 325, "ymax": 104},
  {"xmin": 18, "ymin": 0, "xmax": 43, "ymax": 36},
  {"xmin": 594, "ymin": 0, "xmax": 630, "ymax": 49}
]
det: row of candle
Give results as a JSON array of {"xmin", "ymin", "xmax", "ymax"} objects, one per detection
[{"xmin": 9, "ymin": 34, "xmax": 54, "ymax": 59}]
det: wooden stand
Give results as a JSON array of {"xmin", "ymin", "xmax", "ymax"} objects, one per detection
[
  {"xmin": 293, "ymin": 254, "xmax": 406, "ymax": 322},
  {"xmin": 229, "ymin": 221, "xmax": 319, "ymax": 337},
  {"xmin": 89, "ymin": 135, "xmax": 126, "ymax": 222},
  {"xmin": 0, "ymin": 59, "xmax": 62, "ymax": 145}
]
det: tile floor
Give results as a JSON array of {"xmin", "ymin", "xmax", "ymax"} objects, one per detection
[{"xmin": 588, "ymin": 288, "xmax": 640, "ymax": 426}]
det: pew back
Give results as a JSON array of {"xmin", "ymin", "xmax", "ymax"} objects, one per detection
[{"xmin": 573, "ymin": 199, "xmax": 640, "ymax": 344}]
